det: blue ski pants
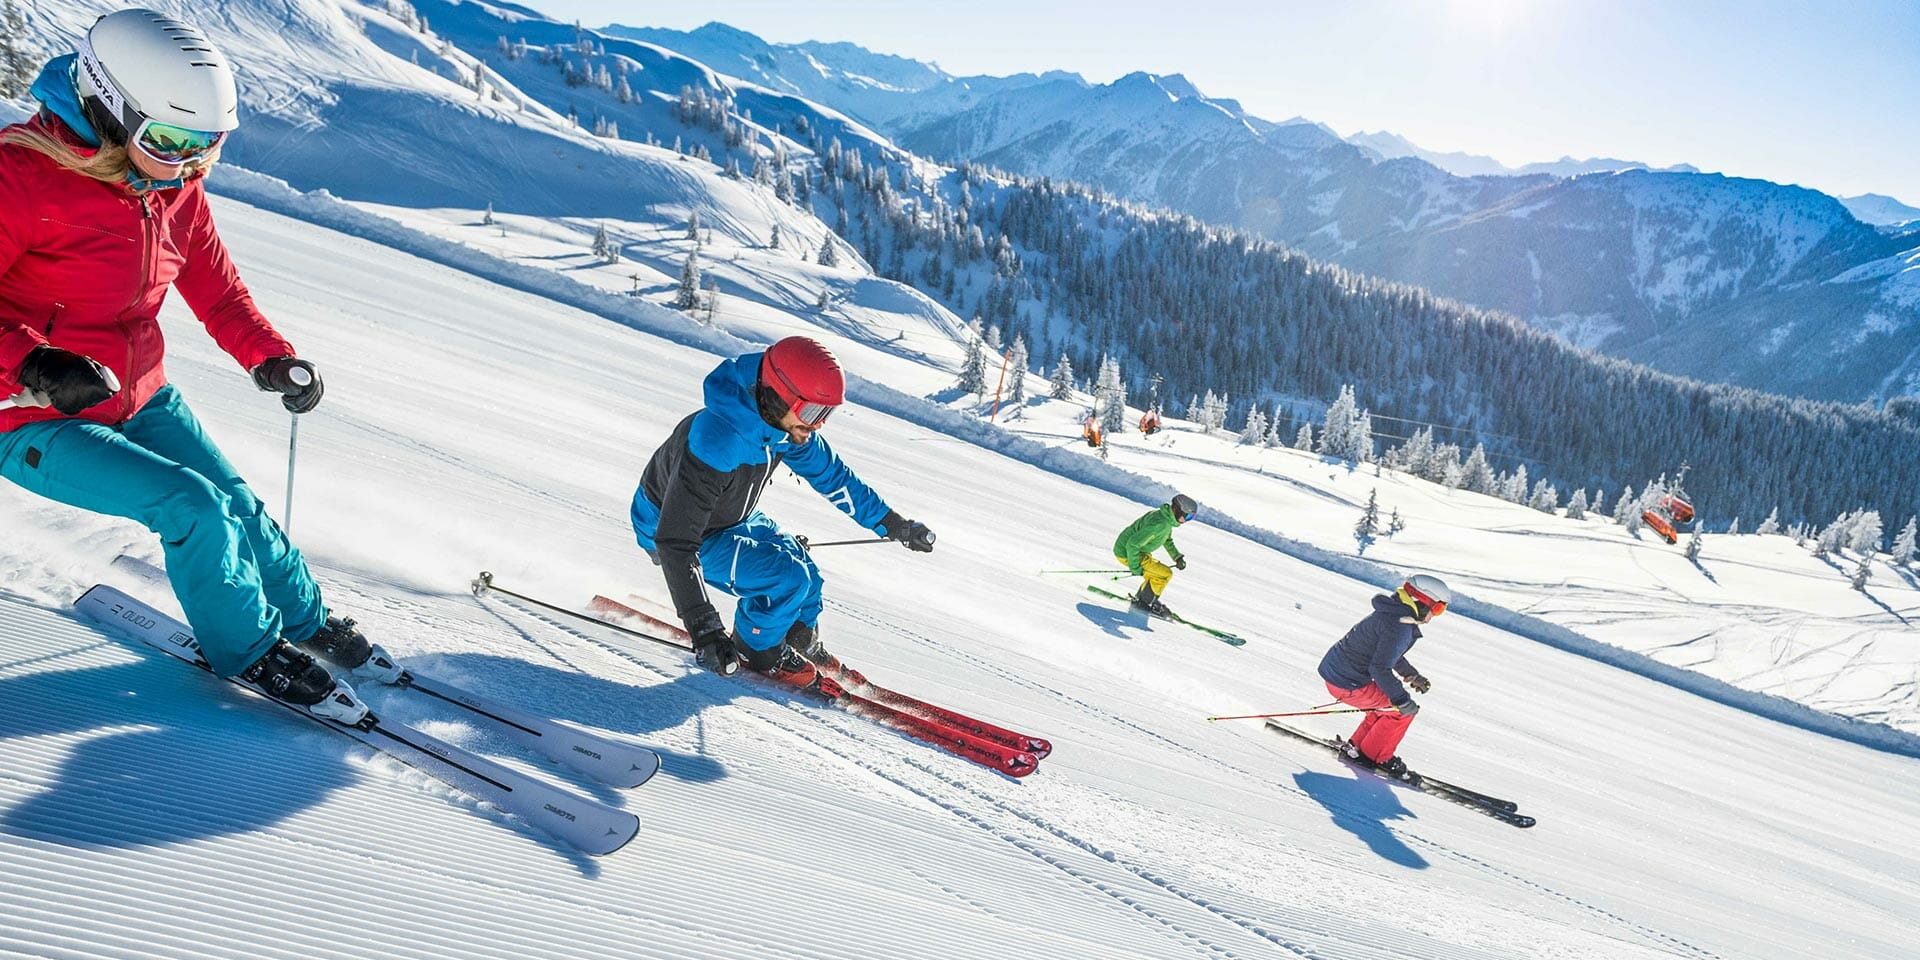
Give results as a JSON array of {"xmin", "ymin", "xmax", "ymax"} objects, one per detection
[
  {"xmin": 0, "ymin": 385, "xmax": 326, "ymax": 676},
  {"xmin": 632, "ymin": 498, "xmax": 822, "ymax": 652}
]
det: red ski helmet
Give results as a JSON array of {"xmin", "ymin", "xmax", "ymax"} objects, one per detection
[{"xmin": 759, "ymin": 336, "xmax": 844, "ymax": 427}]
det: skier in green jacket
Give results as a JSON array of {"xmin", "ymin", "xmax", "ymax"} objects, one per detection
[{"xmin": 1113, "ymin": 494, "xmax": 1197, "ymax": 616}]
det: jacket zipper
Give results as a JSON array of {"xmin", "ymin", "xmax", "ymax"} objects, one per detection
[{"xmin": 121, "ymin": 194, "xmax": 157, "ymax": 422}]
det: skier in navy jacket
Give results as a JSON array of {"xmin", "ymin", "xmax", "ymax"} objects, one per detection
[
  {"xmin": 1318, "ymin": 574, "xmax": 1451, "ymax": 780},
  {"xmin": 631, "ymin": 337, "xmax": 936, "ymax": 686}
]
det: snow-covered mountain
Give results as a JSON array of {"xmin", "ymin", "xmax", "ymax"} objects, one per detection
[
  {"xmin": 617, "ymin": 23, "xmax": 1918, "ymax": 403},
  {"xmin": 4, "ymin": 2, "xmax": 1920, "ymax": 958},
  {"xmin": 1347, "ymin": 130, "xmax": 1701, "ymax": 179},
  {"xmin": 1844, "ymin": 192, "xmax": 1920, "ymax": 227}
]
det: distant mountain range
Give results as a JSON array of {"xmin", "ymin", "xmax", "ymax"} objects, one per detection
[
  {"xmin": 1344, "ymin": 129, "xmax": 1702, "ymax": 179},
  {"xmin": 1842, "ymin": 193, "xmax": 1920, "ymax": 227},
  {"xmin": 606, "ymin": 22, "xmax": 1920, "ymax": 403}
]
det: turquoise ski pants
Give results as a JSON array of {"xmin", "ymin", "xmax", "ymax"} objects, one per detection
[{"xmin": 0, "ymin": 385, "xmax": 325, "ymax": 676}]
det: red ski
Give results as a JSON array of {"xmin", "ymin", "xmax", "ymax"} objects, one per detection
[
  {"xmin": 593, "ymin": 594, "xmax": 1051, "ymax": 759},
  {"xmin": 587, "ymin": 595, "xmax": 1041, "ymax": 778}
]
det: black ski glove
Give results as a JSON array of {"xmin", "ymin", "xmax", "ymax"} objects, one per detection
[
  {"xmin": 1173, "ymin": 555, "xmax": 1188, "ymax": 570},
  {"xmin": 878, "ymin": 510, "xmax": 936, "ymax": 552},
  {"xmin": 1406, "ymin": 674, "xmax": 1431, "ymax": 694},
  {"xmin": 1394, "ymin": 699, "xmax": 1421, "ymax": 717},
  {"xmin": 17, "ymin": 345, "xmax": 118, "ymax": 415},
  {"xmin": 684, "ymin": 609, "xmax": 738, "ymax": 676},
  {"xmin": 252, "ymin": 356, "xmax": 323, "ymax": 414}
]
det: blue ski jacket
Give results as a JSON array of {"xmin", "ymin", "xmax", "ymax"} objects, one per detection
[
  {"xmin": 632, "ymin": 351, "xmax": 891, "ymax": 635},
  {"xmin": 1318, "ymin": 593, "xmax": 1423, "ymax": 704}
]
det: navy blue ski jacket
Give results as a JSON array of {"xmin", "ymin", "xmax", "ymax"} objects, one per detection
[
  {"xmin": 632, "ymin": 351, "xmax": 892, "ymax": 635},
  {"xmin": 1318, "ymin": 593, "xmax": 1423, "ymax": 704}
]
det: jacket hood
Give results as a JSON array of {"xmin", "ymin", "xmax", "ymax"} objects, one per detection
[
  {"xmin": 1373, "ymin": 592, "xmax": 1425, "ymax": 632},
  {"xmin": 31, "ymin": 56, "xmax": 98, "ymax": 147},
  {"xmin": 702, "ymin": 352, "xmax": 784, "ymax": 446}
]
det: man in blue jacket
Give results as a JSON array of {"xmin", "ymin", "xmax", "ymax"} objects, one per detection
[
  {"xmin": 1317, "ymin": 574, "xmax": 1451, "ymax": 780},
  {"xmin": 632, "ymin": 337, "xmax": 935, "ymax": 686}
]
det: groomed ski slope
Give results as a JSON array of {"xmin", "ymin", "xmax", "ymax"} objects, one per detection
[{"xmin": 1, "ymin": 196, "xmax": 1917, "ymax": 960}]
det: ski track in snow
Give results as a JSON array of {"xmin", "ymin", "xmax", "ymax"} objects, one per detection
[{"xmin": 824, "ymin": 598, "xmax": 1720, "ymax": 960}]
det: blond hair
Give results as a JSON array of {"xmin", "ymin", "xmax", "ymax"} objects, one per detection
[{"xmin": 0, "ymin": 122, "xmax": 220, "ymax": 184}]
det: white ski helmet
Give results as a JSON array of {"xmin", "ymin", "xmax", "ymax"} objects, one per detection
[
  {"xmin": 75, "ymin": 9, "xmax": 238, "ymax": 160},
  {"xmin": 1397, "ymin": 573, "xmax": 1451, "ymax": 620}
]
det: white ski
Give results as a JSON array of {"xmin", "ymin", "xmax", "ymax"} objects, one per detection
[{"xmin": 75, "ymin": 585, "xmax": 639, "ymax": 856}]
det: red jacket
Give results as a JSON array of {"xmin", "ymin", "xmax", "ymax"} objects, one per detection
[{"xmin": 0, "ymin": 114, "xmax": 293, "ymax": 431}]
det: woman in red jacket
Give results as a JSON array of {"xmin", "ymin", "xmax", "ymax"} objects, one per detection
[{"xmin": 0, "ymin": 9, "xmax": 393, "ymax": 722}]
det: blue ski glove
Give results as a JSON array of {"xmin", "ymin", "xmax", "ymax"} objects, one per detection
[{"xmin": 1394, "ymin": 699, "xmax": 1421, "ymax": 717}]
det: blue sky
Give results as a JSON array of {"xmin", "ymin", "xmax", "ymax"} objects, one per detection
[{"xmin": 535, "ymin": 0, "xmax": 1919, "ymax": 206}]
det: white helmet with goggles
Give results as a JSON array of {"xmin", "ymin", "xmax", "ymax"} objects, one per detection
[
  {"xmin": 75, "ymin": 9, "xmax": 237, "ymax": 165},
  {"xmin": 1397, "ymin": 574, "xmax": 1452, "ymax": 621}
]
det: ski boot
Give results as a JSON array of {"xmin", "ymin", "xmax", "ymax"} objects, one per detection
[
  {"xmin": 753, "ymin": 644, "xmax": 821, "ymax": 692},
  {"xmin": 1130, "ymin": 583, "xmax": 1172, "ymax": 618},
  {"xmin": 297, "ymin": 615, "xmax": 404, "ymax": 685},
  {"xmin": 242, "ymin": 641, "xmax": 370, "ymax": 726},
  {"xmin": 784, "ymin": 621, "xmax": 842, "ymax": 674},
  {"xmin": 1377, "ymin": 756, "xmax": 1421, "ymax": 785}
]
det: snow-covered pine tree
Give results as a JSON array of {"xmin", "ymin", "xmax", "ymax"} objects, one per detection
[
  {"xmin": 817, "ymin": 236, "xmax": 840, "ymax": 267},
  {"xmin": 1888, "ymin": 516, "xmax": 1916, "ymax": 567},
  {"xmin": 1241, "ymin": 406, "xmax": 1268, "ymax": 445},
  {"xmin": 674, "ymin": 248, "xmax": 701, "ymax": 310},
  {"xmin": 1319, "ymin": 385, "xmax": 1358, "ymax": 460},
  {"xmin": 815, "ymin": 288, "xmax": 831, "ymax": 310},
  {"xmin": 1529, "ymin": 478, "xmax": 1559, "ymax": 512},
  {"xmin": 482, "ymin": 202, "xmax": 495, "ymax": 226},
  {"xmin": 1387, "ymin": 507, "xmax": 1405, "ymax": 537},
  {"xmin": 591, "ymin": 222, "xmax": 619, "ymax": 263},
  {"xmin": 1849, "ymin": 510, "xmax": 1884, "ymax": 555},
  {"xmin": 1096, "ymin": 355, "xmax": 1128, "ymax": 433},
  {"xmin": 1348, "ymin": 409, "xmax": 1374, "ymax": 462},
  {"xmin": 686, "ymin": 211, "xmax": 701, "ymax": 242},
  {"xmin": 959, "ymin": 336, "xmax": 988, "ymax": 397},
  {"xmin": 1050, "ymin": 355, "xmax": 1075, "ymax": 399},
  {"xmin": 1757, "ymin": 508, "xmax": 1781, "ymax": 536},
  {"xmin": 1294, "ymin": 423, "xmax": 1314, "ymax": 450},
  {"xmin": 1201, "ymin": 391, "xmax": 1229, "ymax": 434},
  {"xmin": 1263, "ymin": 408, "xmax": 1286, "ymax": 447},
  {"xmin": 1503, "ymin": 464, "xmax": 1530, "ymax": 503},
  {"xmin": 1462, "ymin": 444, "xmax": 1496, "ymax": 495},
  {"xmin": 1399, "ymin": 426, "xmax": 1434, "ymax": 478},
  {"xmin": 1566, "ymin": 487, "xmax": 1589, "ymax": 520},
  {"xmin": 768, "ymin": 224, "xmax": 781, "ymax": 250},
  {"xmin": 1354, "ymin": 487, "xmax": 1380, "ymax": 553},
  {"xmin": 1612, "ymin": 485, "xmax": 1637, "ymax": 524},
  {"xmin": 1851, "ymin": 554, "xmax": 1872, "ymax": 590},
  {"xmin": 1008, "ymin": 336, "xmax": 1029, "ymax": 404},
  {"xmin": 1685, "ymin": 523, "xmax": 1703, "ymax": 562}
]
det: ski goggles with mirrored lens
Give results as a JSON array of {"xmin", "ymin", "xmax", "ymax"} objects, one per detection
[
  {"xmin": 791, "ymin": 400, "xmax": 837, "ymax": 428},
  {"xmin": 131, "ymin": 118, "xmax": 226, "ymax": 165},
  {"xmin": 1402, "ymin": 583, "xmax": 1447, "ymax": 618}
]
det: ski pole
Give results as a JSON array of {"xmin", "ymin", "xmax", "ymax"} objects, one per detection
[
  {"xmin": 283, "ymin": 412, "xmax": 300, "ymax": 537},
  {"xmin": 1038, "ymin": 568, "xmax": 1130, "ymax": 575},
  {"xmin": 281, "ymin": 366, "xmax": 311, "ymax": 537},
  {"xmin": 1206, "ymin": 707, "xmax": 1393, "ymax": 722},
  {"xmin": 471, "ymin": 571, "xmax": 693, "ymax": 653},
  {"xmin": 796, "ymin": 536, "xmax": 891, "ymax": 549}
]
